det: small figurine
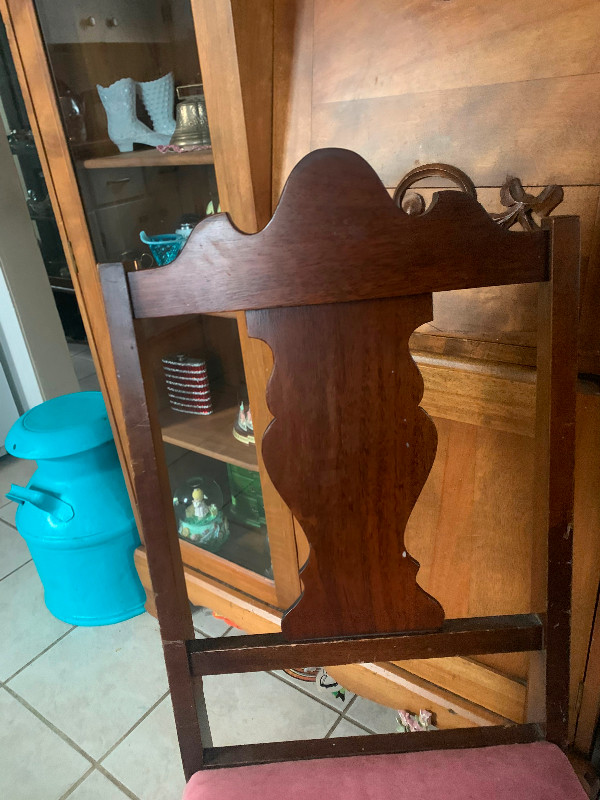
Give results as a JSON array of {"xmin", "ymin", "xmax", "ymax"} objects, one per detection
[
  {"xmin": 173, "ymin": 477, "xmax": 229, "ymax": 553},
  {"xmin": 233, "ymin": 401, "xmax": 255, "ymax": 445},
  {"xmin": 191, "ymin": 487, "xmax": 209, "ymax": 519},
  {"xmin": 396, "ymin": 708, "xmax": 434, "ymax": 733}
]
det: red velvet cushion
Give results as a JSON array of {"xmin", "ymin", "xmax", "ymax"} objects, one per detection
[{"xmin": 183, "ymin": 742, "xmax": 586, "ymax": 799}]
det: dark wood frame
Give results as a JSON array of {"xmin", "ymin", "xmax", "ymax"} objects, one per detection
[{"xmin": 99, "ymin": 148, "xmax": 579, "ymax": 780}]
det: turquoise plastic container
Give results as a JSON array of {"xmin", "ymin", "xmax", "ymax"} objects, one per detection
[{"xmin": 5, "ymin": 392, "xmax": 145, "ymax": 626}]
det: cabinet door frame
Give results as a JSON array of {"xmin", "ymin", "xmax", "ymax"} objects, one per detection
[{"xmin": 0, "ymin": 0, "xmax": 302, "ymax": 610}]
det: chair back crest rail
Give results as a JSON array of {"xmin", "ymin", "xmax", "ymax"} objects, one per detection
[{"xmin": 98, "ymin": 148, "xmax": 579, "ymax": 778}]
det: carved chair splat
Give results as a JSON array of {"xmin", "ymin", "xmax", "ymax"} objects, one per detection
[{"xmin": 99, "ymin": 149, "xmax": 584, "ymax": 799}]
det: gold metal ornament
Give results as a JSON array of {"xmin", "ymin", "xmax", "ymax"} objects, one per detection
[{"xmin": 170, "ymin": 84, "xmax": 211, "ymax": 148}]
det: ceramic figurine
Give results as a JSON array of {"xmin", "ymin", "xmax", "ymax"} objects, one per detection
[
  {"xmin": 191, "ymin": 488, "xmax": 209, "ymax": 519},
  {"xmin": 137, "ymin": 73, "xmax": 176, "ymax": 137},
  {"xmin": 96, "ymin": 77, "xmax": 171, "ymax": 152},
  {"xmin": 233, "ymin": 401, "xmax": 255, "ymax": 445}
]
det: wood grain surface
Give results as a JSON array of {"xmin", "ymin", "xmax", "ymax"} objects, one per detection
[
  {"xmin": 271, "ymin": 1, "xmax": 600, "ymax": 372},
  {"xmin": 188, "ymin": 615, "xmax": 543, "ymax": 674},
  {"xmin": 202, "ymin": 724, "xmax": 542, "ymax": 769},
  {"xmin": 247, "ymin": 296, "xmax": 444, "ymax": 639},
  {"xmin": 127, "ymin": 149, "xmax": 547, "ymax": 318}
]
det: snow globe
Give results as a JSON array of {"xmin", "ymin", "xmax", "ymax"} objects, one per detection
[{"xmin": 173, "ymin": 476, "xmax": 229, "ymax": 553}]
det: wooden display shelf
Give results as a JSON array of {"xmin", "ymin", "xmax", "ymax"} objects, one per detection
[
  {"xmin": 81, "ymin": 147, "xmax": 214, "ymax": 170},
  {"xmin": 160, "ymin": 400, "xmax": 258, "ymax": 472}
]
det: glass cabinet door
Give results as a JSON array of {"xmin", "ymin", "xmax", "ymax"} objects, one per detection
[{"xmin": 33, "ymin": 0, "xmax": 277, "ymax": 600}]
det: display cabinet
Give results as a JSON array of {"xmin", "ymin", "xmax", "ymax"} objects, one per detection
[
  {"xmin": 0, "ymin": 0, "xmax": 301, "ymax": 615},
  {"xmin": 3, "ymin": 0, "xmax": 600, "ymax": 750}
]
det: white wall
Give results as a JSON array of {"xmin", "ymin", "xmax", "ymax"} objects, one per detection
[{"xmin": 0, "ymin": 112, "xmax": 79, "ymax": 431}]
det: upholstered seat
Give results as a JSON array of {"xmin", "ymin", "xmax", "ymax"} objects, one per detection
[{"xmin": 183, "ymin": 742, "xmax": 586, "ymax": 800}]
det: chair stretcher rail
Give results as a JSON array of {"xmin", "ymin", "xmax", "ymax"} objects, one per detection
[
  {"xmin": 201, "ymin": 724, "xmax": 543, "ymax": 769},
  {"xmin": 187, "ymin": 614, "xmax": 544, "ymax": 676}
]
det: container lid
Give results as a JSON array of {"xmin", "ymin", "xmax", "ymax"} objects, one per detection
[
  {"xmin": 162, "ymin": 353, "xmax": 206, "ymax": 367},
  {"xmin": 5, "ymin": 392, "xmax": 113, "ymax": 460}
]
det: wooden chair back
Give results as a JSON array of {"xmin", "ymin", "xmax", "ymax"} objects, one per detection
[{"xmin": 98, "ymin": 149, "xmax": 580, "ymax": 780}]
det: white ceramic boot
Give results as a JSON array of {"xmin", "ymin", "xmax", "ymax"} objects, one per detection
[
  {"xmin": 96, "ymin": 77, "xmax": 171, "ymax": 153},
  {"xmin": 137, "ymin": 73, "xmax": 176, "ymax": 137}
]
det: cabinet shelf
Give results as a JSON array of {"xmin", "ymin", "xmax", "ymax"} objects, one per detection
[
  {"xmin": 160, "ymin": 401, "xmax": 258, "ymax": 472},
  {"xmin": 81, "ymin": 147, "xmax": 214, "ymax": 170}
]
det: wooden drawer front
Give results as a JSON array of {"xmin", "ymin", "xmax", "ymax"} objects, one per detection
[{"xmin": 86, "ymin": 168, "xmax": 145, "ymax": 208}]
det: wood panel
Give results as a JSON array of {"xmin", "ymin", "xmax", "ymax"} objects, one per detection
[
  {"xmin": 408, "ymin": 187, "xmax": 599, "ymax": 356},
  {"xmin": 417, "ymin": 353, "xmax": 536, "ymax": 437},
  {"xmin": 397, "ymin": 657, "xmax": 526, "ymax": 724},
  {"xmin": 572, "ymin": 394, "xmax": 600, "ymax": 749},
  {"xmin": 272, "ymin": 0, "xmax": 314, "ymax": 209},
  {"xmin": 82, "ymin": 149, "xmax": 214, "ymax": 169},
  {"xmin": 312, "ymin": 0, "xmax": 600, "ymax": 103},
  {"xmin": 272, "ymin": 1, "xmax": 600, "ymax": 370},
  {"xmin": 311, "ymin": 74, "xmax": 600, "ymax": 189},
  {"xmin": 191, "ymin": 0, "xmax": 273, "ymax": 233},
  {"xmin": 229, "ymin": 0, "xmax": 274, "ymax": 231},
  {"xmin": 160, "ymin": 405, "xmax": 259, "ymax": 471},
  {"xmin": 407, "ymin": 390, "xmax": 600, "ymax": 737},
  {"xmin": 579, "ymin": 193, "xmax": 600, "ymax": 374},
  {"xmin": 575, "ymin": 592, "xmax": 600, "ymax": 753}
]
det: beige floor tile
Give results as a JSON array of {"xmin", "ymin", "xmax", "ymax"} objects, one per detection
[
  {"xmin": 79, "ymin": 374, "xmax": 101, "ymax": 392},
  {"xmin": 273, "ymin": 669, "xmax": 354, "ymax": 710},
  {"xmin": 192, "ymin": 606, "xmax": 231, "ymax": 637},
  {"xmin": 67, "ymin": 342, "xmax": 89, "ymax": 356},
  {"xmin": 223, "ymin": 626, "xmax": 247, "ymax": 636},
  {"xmin": 345, "ymin": 696, "xmax": 398, "ymax": 733},
  {"xmin": 0, "ymin": 518, "xmax": 30, "ymax": 579},
  {"xmin": 0, "ymin": 561, "xmax": 72, "ymax": 680},
  {"xmin": 204, "ymin": 670, "xmax": 340, "ymax": 746},
  {"xmin": 330, "ymin": 717, "xmax": 371, "ymax": 737},
  {"xmin": 0, "ymin": 455, "xmax": 37, "ymax": 498},
  {"xmin": 68, "ymin": 769, "xmax": 132, "ymax": 800},
  {"xmin": 9, "ymin": 612, "xmax": 168, "ymax": 759},
  {"xmin": 0, "ymin": 688, "xmax": 90, "ymax": 800},
  {"xmin": 72, "ymin": 353, "xmax": 96, "ymax": 380},
  {"xmin": 102, "ymin": 697, "xmax": 185, "ymax": 800},
  {"xmin": 0, "ymin": 499, "xmax": 17, "ymax": 526}
]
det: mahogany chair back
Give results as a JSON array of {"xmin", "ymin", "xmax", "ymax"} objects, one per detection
[{"xmin": 99, "ymin": 149, "xmax": 579, "ymax": 780}]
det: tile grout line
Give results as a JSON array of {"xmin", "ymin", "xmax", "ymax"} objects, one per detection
[
  {"xmin": 0, "ymin": 515, "xmax": 18, "ymax": 531},
  {"xmin": 0, "ymin": 557, "xmax": 33, "ymax": 582},
  {"xmin": 193, "ymin": 624, "xmax": 231, "ymax": 638},
  {"xmin": 96, "ymin": 689, "xmax": 171, "ymax": 766},
  {"xmin": 56, "ymin": 765, "xmax": 96, "ymax": 800},
  {"xmin": 3, "ymin": 683, "xmax": 96, "ymax": 765},
  {"xmin": 4, "ymin": 683, "xmax": 154, "ymax": 800},
  {"xmin": 268, "ymin": 669, "xmax": 351, "ymax": 713},
  {"xmin": 58, "ymin": 764, "xmax": 143, "ymax": 800},
  {"xmin": 339, "ymin": 694, "xmax": 358, "ymax": 718},
  {"xmin": 95, "ymin": 765, "xmax": 143, "ymax": 800},
  {"xmin": 340, "ymin": 718, "xmax": 378, "ymax": 735},
  {"xmin": 323, "ymin": 715, "xmax": 344, "ymax": 739},
  {"xmin": 4, "ymin": 625, "xmax": 76, "ymax": 683},
  {"xmin": 337, "ymin": 695, "xmax": 383, "ymax": 735}
]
